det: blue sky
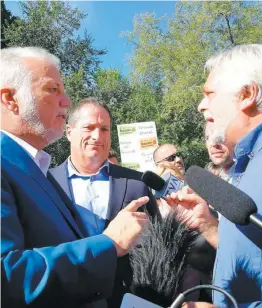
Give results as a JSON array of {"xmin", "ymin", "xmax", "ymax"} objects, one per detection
[{"xmin": 5, "ymin": 1, "xmax": 176, "ymax": 76}]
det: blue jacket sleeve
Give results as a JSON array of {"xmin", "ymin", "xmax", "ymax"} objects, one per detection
[{"xmin": 1, "ymin": 175, "xmax": 118, "ymax": 307}]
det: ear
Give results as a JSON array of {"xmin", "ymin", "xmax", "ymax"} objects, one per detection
[
  {"xmin": 1, "ymin": 88, "xmax": 18, "ymax": 114},
  {"xmin": 66, "ymin": 124, "xmax": 72, "ymax": 142},
  {"xmin": 239, "ymin": 82, "xmax": 259, "ymax": 112}
]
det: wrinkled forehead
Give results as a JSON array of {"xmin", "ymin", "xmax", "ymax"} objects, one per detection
[
  {"xmin": 204, "ymin": 67, "xmax": 224, "ymax": 90},
  {"xmin": 205, "ymin": 65, "xmax": 244, "ymax": 94},
  {"xmin": 23, "ymin": 57, "xmax": 57, "ymax": 73},
  {"xmin": 76, "ymin": 104, "xmax": 111, "ymax": 126},
  {"xmin": 23, "ymin": 57, "xmax": 63, "ymax": 85}
]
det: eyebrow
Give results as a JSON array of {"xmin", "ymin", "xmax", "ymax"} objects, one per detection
[
  {"xmin": 81, "ymin": 123, "xmax": 110, "ymax": 127},
  {"xmin": 56, "ymin": 82, "xmax": 66, "ymax": 93},
  {"xmin": 45, "ymin": 79, "xmax": 64, "ymax": 90}
]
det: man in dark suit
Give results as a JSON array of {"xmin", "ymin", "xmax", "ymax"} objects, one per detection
[
  {"xmin": 1, "ymin": 47, "xmax": 150, "ymax": 308},
  {"xmin": 50, "ymin": 97, "xmax": 159, "ymax": 307}
]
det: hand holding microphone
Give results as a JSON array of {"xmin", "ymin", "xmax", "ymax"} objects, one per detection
[
  {"xmin": 166, "ymin": 186, "xmax": 214, "ymax": 231},
  {"xmin": 142, "ymin": 170, "xmax": 216, "ymax": 238},
  {"xmin": 166, "ymin": 186, "xmax": 218, "ymax": 248},
  {"xmin": 121, "ymin": 168, "xmax": 249, "ymax": 308},
  {"xmin": 142, "ymin": 166, "xmax": 262, "ymax": 248}
]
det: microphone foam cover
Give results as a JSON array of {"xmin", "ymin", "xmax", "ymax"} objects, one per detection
[
  {"xmin": 130, "ymin": 211, "xmax": 198, "ymax": 306},
  {"xmin": 141, "ymin": 171, "xmax": 166, "ymax": 191},
  {"xmin": 185, "ymin": 166, "xmax": 257, "ymax": 225}
]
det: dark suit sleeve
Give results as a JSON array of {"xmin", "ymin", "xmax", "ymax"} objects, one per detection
[{"xmin": 1, "ymin": 175, "xmax": 117, "ymax": 307}]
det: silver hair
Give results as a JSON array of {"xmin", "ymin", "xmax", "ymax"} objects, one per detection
[
  {"xmin": 205, "ymin": 44, "xmax": 262, "ymax": 111},
  {"xmin": 0, "ymin": 46, "xmax": 60, "ymax": 95},
  {"xmin": 1, "ymin": 47, "xmax": 62, "ymax": 143}
]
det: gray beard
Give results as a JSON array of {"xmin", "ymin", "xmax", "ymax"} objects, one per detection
[
  {"xmin": 209, "ymin": 125, "xmax": 226, "ymax": 146},
  {"xmin": 20, "ymin": 94, "xmax": 62, "ymax": 145}
]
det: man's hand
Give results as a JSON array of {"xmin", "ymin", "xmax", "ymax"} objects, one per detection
[
  {"xmin": 182, "ymin": 302, "xmax": 217, "ymax": 308},
  {"xmin": 166, "ymin": 186, "xmax": 218, "ymax": 248},
  {"xmin": 103, "ymin": 196, "xmax": 149, "ymax": 257},
  {"xmin": 166, "ymin": 186, "xmax": 210, "ymax": 229}
]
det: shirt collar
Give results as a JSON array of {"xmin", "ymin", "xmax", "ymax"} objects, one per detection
[
  {"xmin": 35, "ymin": 151, "xmax": 52, "ymax": 176},
  {"xmin": 1, "ymin": 129, "xmax": 51, "ymax": 176},
  {"xmin": 234, "ymin": 124, "xmax": 262, "ymax": 160},
  {"xmin": 67, "ymin": 157, "xmax": 109, "ymax": 178}
]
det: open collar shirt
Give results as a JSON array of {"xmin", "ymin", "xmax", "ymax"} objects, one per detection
[{"xmin": 67, "ymin": 158, "xmax": 110, "ymax": 236}]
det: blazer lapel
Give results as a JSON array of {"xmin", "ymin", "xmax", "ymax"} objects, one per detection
[
  {"xmin": 1, "ymin": 133, "xmax": 83, "ymax": 239},
  {"xmin": 106, "ymin": 164, "xmax": 127, "ymax": 222},
  {"xmin": 50, "ymin": 160, "xmax": 72, "ymax": 199},
  {"xmin": 47, "ymin": 172, "xmax": 84, "ymax": 238}
]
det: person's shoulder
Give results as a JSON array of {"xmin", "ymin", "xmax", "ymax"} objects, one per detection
[
  {"xmin": 1, "ymin": 156, "xmax": 12, "ymax": 177},
  {"xmin": 49, "ymin": 159, "xmax": 68, "ymax": 174},
  {"xmin": 237, "ymin": 149, "xmax": 262, "ymax": 212},
  {"xmin": 246, "ymin": 148, "xmax": 262, "ymax": 175}
]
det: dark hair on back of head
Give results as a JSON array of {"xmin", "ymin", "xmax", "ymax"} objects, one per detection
[
  {"xmin": 67, "ymin": 97, "xmax": 113, "ymax": 127},
  {"xmin": 129, "ymin": 210, "xmax": 198, "ymax": 307}
]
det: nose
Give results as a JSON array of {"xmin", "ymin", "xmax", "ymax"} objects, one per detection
[
  {"xmin": 91, "ymin": 128, "xmax": 101, "ymax": 140},
  {"xmin": 175, "ymin": 156, "xmax": 182, "ymax": 163},
  {"xmin": 198, "ymin": 97, "xmax": 208, "ymax": 114},
  {"xmin": 60, "ymin": 94, "xmax": 71, "ymax": 109}
]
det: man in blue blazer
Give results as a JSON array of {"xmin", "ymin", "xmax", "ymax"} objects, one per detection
[
  {"xmin": 50, "ymin": 97, "xmax": 159, "ymax": 307},
  {"xmin": 1, "ymin": 47, "xmax": 149, "ymax": 308}
]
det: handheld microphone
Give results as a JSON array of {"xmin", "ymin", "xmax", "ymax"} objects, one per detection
[
  {"xmin": 185, "ymin": 166, "xmax": 262, "ymax": 230},
  {"xmin": 142, "ymin": 171, "xmax": 184, "ymax": 199}
]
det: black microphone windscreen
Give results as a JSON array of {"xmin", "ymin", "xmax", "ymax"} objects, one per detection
[
  {"xmin": 141, "ymin": 171, "xmax": 166, "ymax": 191},
  {"xmin": 185, "ymin": 166, "xmax": 257, "ymax": 225},
  {"xmin": 130, "ymin": 211, "xmax": 198, "ymax": 307}
]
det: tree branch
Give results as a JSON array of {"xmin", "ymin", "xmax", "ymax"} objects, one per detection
[{"xmin": 220, "ymin": 12, "xmax": 236, "ymax": 46}]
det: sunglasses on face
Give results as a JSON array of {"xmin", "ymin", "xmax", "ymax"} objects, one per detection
[{"xmin": 157, "ymin": 153, "xmax": 182, "ymax": 164}]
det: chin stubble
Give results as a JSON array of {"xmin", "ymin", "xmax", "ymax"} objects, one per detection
[{"xmin": 20, "ymin": 92, "xmax": 62, "ymax": 145}]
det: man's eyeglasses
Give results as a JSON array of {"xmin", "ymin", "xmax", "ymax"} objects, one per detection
[{"xmin": 156, "ymin": 153, "xmax": 182, "ymax": 164}]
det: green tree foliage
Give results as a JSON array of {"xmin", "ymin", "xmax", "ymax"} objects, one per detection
[
  {"xmin": 94, "ymin": 68, "xmax": 132, "ymax": 158},
  {"xmin": 1, "ymin": 1, "xmax": 18, "ymax": 48},
  {"xmin": 3, "ymin": 1, "xmax": 262, "ymax": 169},
  {"xmin": 3, "ymin": 1, "xmax": 106, "ymax": 166},
  {"xmin": 123, "ymin": 1, "xmax": 262, "ymax": 168},
  {"xmin": 4, "ymin": 1, "xmax": 106, "ymax": 86},
  {"xmin": 94, "ymin": 68, "xmax": 163, "ymax": 162}
]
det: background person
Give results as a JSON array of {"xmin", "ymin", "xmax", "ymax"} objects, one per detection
[
  {"xmin": 205, "ymin": 122, "xmax": 234, "ymax": 181},
  {"xmin": 153, "ymin": 143, "xmax": 185, "ymax": 175},
  {"xmin": 204, "ymin": 162, "xmax": 222, "ymax": 177},
  {"xmin": 50, "ymin": 97, "xmax": 159, "ymax": 306},
  {"xmin": 155, "ymin": 161, "xmax": 184, "ymax": 217}
]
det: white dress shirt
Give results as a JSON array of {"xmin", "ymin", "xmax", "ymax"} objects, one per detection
[
  {"xmin": 1, "ymin": 130, "xmax": 51, "ymax": 176},
  {"xmin": 67, "ymin": 158, "xmax": 110, "ymax": 236}
]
